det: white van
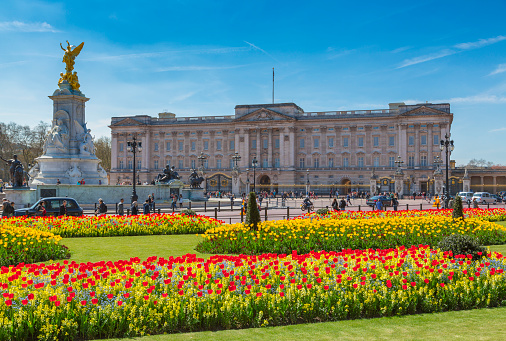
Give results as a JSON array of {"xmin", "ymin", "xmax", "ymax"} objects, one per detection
[
  {"xmin": 457, "ymin": 192, "xmax": 474, "ymax": 204},
  {"xmin": 472, "ymin": 192, "xmax": 497, "ymax": 205}
]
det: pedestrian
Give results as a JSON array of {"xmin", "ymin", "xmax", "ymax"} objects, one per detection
[
  {"xmin": 56, "ymin": 179, "xmax": 61, "ymax": 185},
  {"xmin": 131, "ymin": 201, "xmax": 138, "ymax": 215},
  {"xmin": 339, "ymin": 198, "xmax": 347, "ymax": 211},
  {"xmin": 375, "ymin": 199, "xmax": 383, "ymax": 211},
  {"xmin": 118, "ymin": 198, "xmax": 124, "ymax": 216},
  {"xmin": 95, "ymin": 198, "xmax": 107, "ymax": 216},
  {"xmin": 178, "ymin": 194, "xmax": 183, "ymax": 208},
  {"xmin": 38, "ymin": 201, "xmax": 47, "ymax": 217},
  {"xmin": 143, "ymin": 199, "xmax": 150, "ymax": 214},
  {"xmin": 151, "ymin": 193, "xmax": 155, "ymax": 210},
  {"xmin": 346, "ymin": 194, "xmax": 351, "ymax": 206},
  {"xmin": 171, "ymin": 196, "xmax": 177, "ymax": 210},
  {"xmin": 2, "ymin": 201, "xmax": 14, "ymax": 218},
  {"xmin": 473, "ymin": 198, "xmax": 479, "ymax": 209},
  {"xmin": 448, "ymin": 197, "xmax": 454, "ymax": 209},
  {"xmin": 412, "ymin": 192, "xmax": 416, "ymax": 201},
  {"xmin": 392, "ymin": 197, "xmax": 398, "ymax": 211},
  {"xmin": 59, "ymin": 200, "xmax": 68, "ymax": 216},
  {"xmin": 148, "ymin": 195, "xmax": 153, "ymax": 210},
  {"xmin": 331, "ymin": 198, "xmax": 338, "ymax": 211}
]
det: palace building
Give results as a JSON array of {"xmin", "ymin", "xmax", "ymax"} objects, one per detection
[{"xmin": 107, "ymin": 101, "xmax": 506, "ymax": 196}]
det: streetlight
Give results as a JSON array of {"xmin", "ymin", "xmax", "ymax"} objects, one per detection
[
  {"xmin": 127, "ymin": 136, "xmax": 142, "ymax": 203},
  {"xmin": 440, "ymin": 133, "xmax": 454, "ymax": 208},
  {"xmin": 306, "ymin": 168, "xmax": 310, "ymax": 196},
  {"xmin": 198, "ymin": 152, "xmax": 207, "ymax": 193},
  {"xmin": 251, "ymin": 157, "xmax": 258, "ymax": 193},
  {"xmin": 232, "ymin": 152, "xmax": 241, "ymax": 169}
]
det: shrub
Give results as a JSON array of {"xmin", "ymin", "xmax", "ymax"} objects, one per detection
[
  {"xmin": 316, "ymin": 208, "xmax": 329, "ymax": 215},
  {"xmin": 181, "ymin": 209, "xmax": 197, "ymax": 216},
  {"xmin": 245, "ymin": 192, "xmax": 261, "ymax": 230},
  {"xmin": 453, "ymin": 195, "xmax": 464, "ymax": 220},
  {"xmin": 437, "ymin": 234, "xmax": 486, "ymax": 261}
]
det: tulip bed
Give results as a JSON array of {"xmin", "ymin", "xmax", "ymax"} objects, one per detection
[
  {"xmin": 197, "ymin": 216, "xmax": 506, "ymax": 255},
  {"xmin": 0, "ymin": 225, "xmax": 70, "ymax": 267},
  {"xmin": 0, "ymin": 214, "xmax": 222, "ymax": 238},
  {"xmin": 1, "ymin": 246, "xmax": 506, "ymax": 340},
  {"xmin": 300, "ymin": 208, "xmax": 506, "ymax": 222}
]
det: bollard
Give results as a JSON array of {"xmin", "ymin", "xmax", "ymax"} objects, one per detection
[
  {"xmin": 214, "ymin": 207, "xmax": 218, "ymax": 220},
  {"xmin": 406, "ymin": 204, "xmax": 409, "ymax": 211},
  {"xmin": 358, "ymin": 205, "xmax": 361, "ymax": 211},
  {"xmin": 264, "ymin": 205, "xmax": 268, "ymax": 221},
  {"xmin": 468, "ymin": 202, "xmax": 471, "ymax": 209},
  {"xmin": 241, "ymin": 209, "xmax": 244, "ymax": 223},
  {"xmin": 229, "ymin": 217, "xmax": 232, "ymax": 224},
  {"xmin": 127, "ymin": 208, "xmax": 130, "ymax": 215},
  {"xmin": 204, "ymin": 201, "xmax": 207, "ymax": 212},
  {"xmin": 488, "ymin": 203, "xmax": 490, "ymax": 209},
  {"xmin": 153, "ymin": 202, "xmax": 156, "ymax": 211},
  {"xmin": 218, "ymin": 201, "xmax": 221, "ymax": 212},
  {"xmin": 371, "ymin": 205, "xmax": 374, "ymax": 211},
  {"xmin": 116, "ymin": 203, "xmax": 118, "ymax": 214},
  {"xmin": 436, "ymin": 203, "xmax": 439, "ymax": 209},
  {"xmin": 231, "ymin": 200, "xmax": 233, "ymax": 211},
  {"xmin": 287, "ymin": 206, "xmax": 290, "ymax": 220},
  {"xmin": 94, "ymin": 203, "xmax": 97, "ymax": 211},
  {"xmin": 172, "ymin": 205, "xmax": 175, "ymax": 213},
  {"xmin": 158, "ymin": 208, "xmax": 161, "ymax": 214},
  {"xmin": 420, "ymin": 203, "xmax": 423, "ymax": 211}
]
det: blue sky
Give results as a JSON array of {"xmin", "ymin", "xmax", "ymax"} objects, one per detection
[{"xmin": 0, "ymin": 0, "xmax": 505, "ymax": 165}]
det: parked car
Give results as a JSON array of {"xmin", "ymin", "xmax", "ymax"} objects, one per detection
[
  {"xmin": 457, "ymin": 192, "xmax": 474, "ymax": 204},
  {"xmin": 14, "ymin": 197, "xmax": 83, "ymax": 217},
  {"xmin": 366, "ymin": 195, "xmax": 392, "ymax": 207},
  {"xmin": 491, "ymin": 194, "xmax": 503, "ymax": 203},
  {"xmin": 471, "ymin": 192, "xmax": 497, "ymax": 205}
]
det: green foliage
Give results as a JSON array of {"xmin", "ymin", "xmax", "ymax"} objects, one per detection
[
  {"xmin": 316, "ymin": 208, "xmax": 329, "ymax": 215},
  {"xmin": 437, "ymin": 234, "xmax": 486, "ymax": 261},
  {"xmin": 181, "ymin": 209, "xmax": 197, "ymax": 216},
  {"xmin": 452, "ymin": 195, "xmax": 464, "ymax": 220},
  {"xmin": 245, "ymin": 192, "xmax": 261, "ymax": 230}
]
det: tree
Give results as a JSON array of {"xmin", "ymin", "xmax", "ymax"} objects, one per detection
[
  {"xmin": 245, "ymin": 192, "xmax": 261, "ymax": 231},
  {"xmin": 94, "ymin": 136, "xmax": 111, "ymax": 171}
]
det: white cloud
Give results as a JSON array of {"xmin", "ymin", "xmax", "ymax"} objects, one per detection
[
  {"xmin": 155, "ymin": 64, "xmax": 250, "ymax": 72},
  {"xmin": 397, "ymin": 35, "xmax": 506, "ymax": 68},
  {"xmin": 454, "ymin": 35, "xmax": 506, "ymax": 50},
  {"xmin": 446, "ymin": 94, "xmax": 506, "ymax": 104},
  {"xmin": 0, "ymin": 21, "xmax": 58, "ymax": 33},
  {"xmin": 489, "ymin": 127, "xmax": 506, "ymax": 132},
  {"xmin": 489, "ymin": 63, "xmax": 506, "ymax": 76},
  {"xmin": 244, "ymin": 41, "xmax": 279, "ymax": 62}
]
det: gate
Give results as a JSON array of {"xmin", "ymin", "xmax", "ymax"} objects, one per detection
[{"xmin": 206, "ymin": 173, "xmax": 232, "ymax": 193}]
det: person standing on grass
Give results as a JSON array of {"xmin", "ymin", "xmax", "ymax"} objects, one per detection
[{"xmin": 118, "ymin": 198, "xmax": 124, "ymax": 216}]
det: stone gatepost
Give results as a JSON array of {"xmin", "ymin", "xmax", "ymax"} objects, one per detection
[
  {"xmin": 394, "ymin": 168, "xmax": 404, "ymax": 198},
  {"xmin": 462, "ymin": 168, "xmax": 470, "ymax": 192}
]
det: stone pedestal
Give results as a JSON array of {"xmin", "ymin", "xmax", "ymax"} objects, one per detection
[
  {"xmin": 394, "ymin": 172, "xmax": 404, "ymax": 198},
  {"xmin": 154, "ymin": 180, "xmax": 185, "ymax": 202},
  {"xmin": 232, "ymin": 174, "xmax": 240, "ymax": 196},
  {"xmin": 463, "ymin": 179, "xmax": 471, "ymax": 192},
  {"xmin": 31, "ymin": 156, "xmax": 107, "ymax": 186},
  {"xmin": 4, "ymin": 187, "xmax": 37, "ymax": 208},
  {"xmin": 183, "ymin": 189, "xmax": 206, "ymax": 201},
  {"xmin": 434, "ymin": 174, "xmax": 444, "ymax": 197}
]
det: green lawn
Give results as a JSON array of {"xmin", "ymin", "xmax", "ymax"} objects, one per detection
[{"xmin": 60, "ymin": 221, "xmax": 506, "ymax": 340}]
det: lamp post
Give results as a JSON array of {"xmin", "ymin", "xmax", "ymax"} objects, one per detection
[
  {"xmin": 232, "ymin": 152, "xmax": 241, "ymax": 170},
  {"xmin": 440, "ymin": 134, "xmax": 454, "ymax": 208},
  {"xmin": 306, "ymin": 168, "xmax": 310, "ymax": 196},
  {"xmin": 251, "ymin": 157, "xmax": 258, "ymax": 193},
  {"xmin": 246, "ymin": 168, "xmax": 250, "ymax": 193},
  {"xmin": 127, "ymin": 136, "xmax": 142, "ymax": 203},
  {"xmin": 198, "ymin": 152, "xmax": 207, "ymax": 193}
]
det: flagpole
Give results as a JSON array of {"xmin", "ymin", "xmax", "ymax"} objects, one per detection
[{"xmin": 272, "ymin": 67, "xmax": 274, "ymax": 104}]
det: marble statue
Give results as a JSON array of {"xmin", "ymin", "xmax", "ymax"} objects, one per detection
[{"xmin": 44, "ymin": 119, "xmax": 69, "ymax": 153}]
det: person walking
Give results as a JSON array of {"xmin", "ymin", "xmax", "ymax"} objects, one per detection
[
  {"xmin": 375, "ymin": 199, "xmax": 383, "ymax": 211},
  {"xmin": 339, "ymin": 198, "xmax": 347, "ymax": 211},
  {"xmin": 472, "ymin": 198, "xmax": 479, "ymax": 209},
  {"xmin": 143, "ymin": 199, "xmax": 150, "ymax": 215},
  {"xmin": 38, "ymin": 201, "xmax": 47, "ymax": 217},
  {"xmin": 178, "ymin": 194, "xmax": 183, "ymax": 209},
  {"xmin": 59, "ymin": 200, "xmax": 68, "ymax": 216},
  {"xmin": 171, "ymin": 195, "xmax": 177, "ymax": 210},
  {"xmin": 392, "ymin": 197, "xmax": 398, "ymax": 211},
  {"xmin": 346, "ymin": 194, "xmax": 351, "ymax": 206},
  {"xmin": 131, "ymin": 201, "xmax": 138, "ymax": 215},
  {"xmin": 331, "ymin": 198, "xmax": 338, "ymax": 211},
  {"xmin": 95, "ymin": 198, "xmax": 107, "ymax": 216},
  {"xmin": 118, "ymin": 198, "xmax": 125, "ymax": 216}
]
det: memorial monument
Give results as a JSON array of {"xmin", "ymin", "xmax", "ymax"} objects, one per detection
[{"xmin": 30, "ymin": 41, "xmax": 108, "ymax": 186}]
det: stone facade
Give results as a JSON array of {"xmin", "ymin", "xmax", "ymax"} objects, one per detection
[{"xmin": 106, "ymin": 102, "xmax": 502, "ymax": 196}]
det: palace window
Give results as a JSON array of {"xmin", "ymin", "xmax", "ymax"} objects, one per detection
[
  {"xmin": 154, "ymin": 143, "xmax": 159, "ymax": 152},
  {"xmin": 343, "ymin": 157, "xmax": 349, "ymax": 168},
  {"xmin": 178, "ymin": 160, "xmax": 184, "ymax": 169},
  {"xmin": 262, "ymin": 159, "xmax": 268, "ymax": 168},
  {"xmin": 314, "ymin": 158, "xmax": 319, "ymax": 168},
  {"xmin": 408, "ymin": 136, "xmax": 414, "ymax": 146},
  {"xmin": 389, "ymin": 156, "xmax": 395, "ymax": 167},
  {"xmin": 216, "ymin": 140, "xmax": 222, "ymax": 150},
  {"xmin": 204, "ymin": 140, "xmax": 209, "ymax": 150},
  {"xmin": 229, "ymin": 140, "xmax": 235, "ymax": 150},
  {"xmin": 357, "ymin": 157, "xmax": 364, "ymax": 167},
  {"xmin": 191, "ymin": 141, "xmax": 196, "ymax": 151},
  {"xmin": 408, "ymin": 156, "xmax": 415, "ymax": 167},
  {"xmin": 128, "ymin": 160, "xmax": 133, "ymax": 169},
  {"xmin": 252, "ymin": 139, "xmax": 257, "ymax": 149},
  {"xmin": 263, "ymin": 139, "xmax": 268, "ymax": 149},
  {"xmin": 191, "ymin": 160, "xmax": 196, "ymax": 169},
  {"xmin": 314, "ymin": 138, "xmax": 319, "ymax": 148},
  {"xmin": 358, "ymin": 137, "xmax": 364, "ymax": 148},
  {"xmin": 420, "ymin": 155, "xmax": 427, "ymax": 166},
  {"xmin": 119, "ymin": 143, "xmax": 124, "ymax": 152},
  {"xmin": 119, "ymin": 160, "xmax": 124, "ymax": 169},
  {"xmin": 300, "ymin": 138, "xmax": 305, "ymax": 148},
  {"xmin": 343, "ymin": 137, "xmax": 349, "ymax": 147},
  {"xmin": 299, "ymin": 158, "xmax": 305, "ymax": 168},
  {"xmin": 178, "ymin": 141, "xmax": 183, "ymax": 151},
  {"xmin": 389, "ymin": 136, "xmax": 395, "ymax": 146},
  {"xmin": 373, "ymin": 157, "xmax": 380, "ymax": 167},
  {"xmin": 373, "ymin": 136, "xmax": 379, "ymax": 147},
  {"xmin": 328, "ymin": 158, "xmax": 334, "ymax": 168},
  {"xmin": 275, "ymin": 138, "xmax": 280, "ymax": 148},
  {"xmin": 166, "ymin": 141, "xmax": 171, "ymax": 151},
  {"xmin": 154, "ymin": 160, "xmax": 159, "ymax": 170},
  {"xmin": 216, "ymin": 159, "xmax": 222, "ymax": 168},
  {"xmin": 421, "ymin": 135, "xmax": 427, "ymax": 145},
  {"xmin": 274, "ymin": 158, "xmax": 280, "ymax": 168},
  {"xmin": 229, "ymin": 159, "xmax": 234, "ymax": 169},
  {"xmin": 137, "ymin": 160, "xmax": 141, "ymax": 170},
  {"xmin": 433, "ymin": 134, "xmax": 439, "ymax": 145},
  {"xmin": 328, "ymin": 138, "xmax": 334, "ymax": 148}
]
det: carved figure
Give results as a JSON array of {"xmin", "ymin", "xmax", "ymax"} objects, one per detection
[
  {"xmin": 58, "ymin": 41, "xmax": 84, "ymax": 91},
  {"xmin": 80, "ymin": 129, "xmax": 95, "ymax": 156},
  {"xmin": 1, "ymin": 155, "xmax": 25, "ymax": 187},
  {"xmin": 65, "ymin": 166, "xmax": 82, "ymax": 180},
  {"xmin": 156, "ymin": 165, "xmax": 181, "ymax": 183},
  {"xmin": 44, "ymin": 119, "xmax": 69, "ymax": 153},
  {"xmin": 188, "ymin": 169, "xmax": 204, "ymax": 189}
]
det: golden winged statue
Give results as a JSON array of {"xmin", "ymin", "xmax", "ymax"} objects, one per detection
[{"xmin": 58, "ymin": 41, "xmax": 84, "ymax": 91}]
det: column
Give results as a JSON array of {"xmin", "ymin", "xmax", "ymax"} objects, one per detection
[
  {"xmin": 398, "ymin": 124, "xmax": 407, "ymax": 163},
  {"xmin": 111, "ymin": 133, "xmax": 119, "ymax": 170},
  {"xmin": 481, "ymin": 176, "xmax": 484, "ymax": 192},
  {"xmin": 256, "ymin": 129, "xmax": 261, "ymax": 158},
  {"xmin": 280, "ymin": 127, "xmax": 286, "ymax": 167},
  {"xmin": 414, "ymin": 125, "xmax": 420, "ymax": 167},
  {"xmin": 268, "ymin": 128, "xmax": 273, "ymax": 167},
  {"xmin": 141, "ymin": 131, "xmax": 148, "ymax": 172},
  {"xmin": 289, "ymin": 127, "xmax": 295, "ymax": 168},
  {"xmin": 243, "ymin": 128, "xmax": 250, "ymax": 167},
  {"xmin": 493, "ymin": 176, "xmax": 497, "ymax": 194},
  {"xmin": 427, "ymin": 124, "xmax": 433, "ymax": 168}
]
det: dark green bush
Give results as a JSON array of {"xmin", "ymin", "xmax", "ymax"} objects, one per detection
[
  {"xmin": 437, "ymin": 234, "xmax": 486, "ymax": 261},
  {"xmin": 452, "ymin": 195, "xmax": 464, "ymax": 220},
  {"xmin": 316, "ymin": 208, "xmax": 329, "ymax": 215},
  {"xmin": 181, "ymin": 209, "xmax": 197, "ymax": 216},
  {"xmin": 245, "ymin": 192, "xmax": 261, "ymax": 230}
]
